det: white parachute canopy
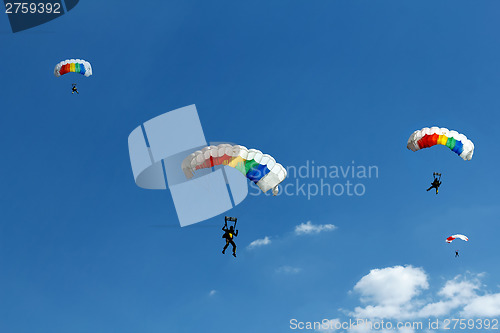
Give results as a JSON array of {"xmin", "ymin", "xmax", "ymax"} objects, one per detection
[
  {"xmin": 446, "ymin": 234, "xmax": 468, "ymax": 243},
  {"xmin": 54, "ymin": 59, "xmax": 92, "ymax": 77},
  {"xmin": 181, "ymin": 144, "xmax": 287, "ymax": 195},
  {"xmin": 407, "ymin": 127, "xmax": 474, "ymax": 161}
]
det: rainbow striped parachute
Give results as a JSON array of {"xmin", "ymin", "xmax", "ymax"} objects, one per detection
[
  {"xmin": 407, "ymin": 127, "xmax": 474, "ymax": 161},
  {"xmin": 54, "ymin": 59, "xmax": 92, "ymax": 77},
  {"xmin": 182, "ymin": 144, "xmax": 287, "ymax": 195}
]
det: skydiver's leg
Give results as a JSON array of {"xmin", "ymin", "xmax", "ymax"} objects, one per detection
[
  {"xmin": 222, "ymin": 239, "xmax": 229, "ymax": 254},
  {"xmin": 427, "ymin": 186, "xmax": 433, "ymax": 191},
  {"xmin": 230, "ymin": 240, "xmax": 236, "ymax": 256}
]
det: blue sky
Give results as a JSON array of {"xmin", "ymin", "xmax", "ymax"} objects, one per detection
[{"xmin": 1, "ymin": 1, "xmax": 500, "ymax": 332}]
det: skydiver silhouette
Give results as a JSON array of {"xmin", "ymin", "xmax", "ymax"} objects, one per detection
[
  {"xmin": 222, "ymin": 225, "xmax": 238, "ymax": 257},
  {"xmin": 426, "ymin": 172, "xmax": 442, "ymax": 194},
  {"xmin": 71, "ymin": 84, "xmax": 79, "ymax": 94},
  {"xmin": 455, "ymin": 250, "xmax": 459, "ymax": 257}
]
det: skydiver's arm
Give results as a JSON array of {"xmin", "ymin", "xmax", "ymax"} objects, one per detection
[{"xmin": 234, "ymin": 230, "xmax": 238, "ymax": 237}]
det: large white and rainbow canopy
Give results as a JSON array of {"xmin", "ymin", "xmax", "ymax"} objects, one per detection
[
  {"xmin": 182, "ymin": 144, "xmax": 287, "ymax": 195},
  {"xmin": 407, "ymin": 127, "xmax": 474, "ymax": 161}
]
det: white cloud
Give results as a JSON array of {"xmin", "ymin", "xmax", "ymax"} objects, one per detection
[
  {"xmin": 276, "ymin": 265, "xmax": 301, "ymax": 274},
  {"xmin": 439, "ymin": 276, "xmax": 481, "ymax": 299},
  {"xmin": 295, "ymin": 221, "xmax": 337, "ymax": 235},
  {"xmin": 347, "ymin": 266, "xmax": 500, "ymax": 323},
  {"xmin": 462, "ymin": 293, "xmax": 500, "ymax": 317},
  {"xmin": 416, "ymin": 275, "xmax": 482, "ymax": 318},
  {"xmin": 209, "ymin": 290, "xmax": 217, "ymax": 296},
  {"xmin": 354, "ymin": 266, "xmax": 429, "ymax": 306},
  {"xmin": 247, "ymin": 236, "xmax": 271, "ymax": 249}
]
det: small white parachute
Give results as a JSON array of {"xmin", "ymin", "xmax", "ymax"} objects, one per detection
[
  {"xmin": 54, "ymin": 59, "xmax": 92, "ymax": 77},
  {"xmin": 446, "ymin": 234, "xmax": 468, "ymax": 243}
]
